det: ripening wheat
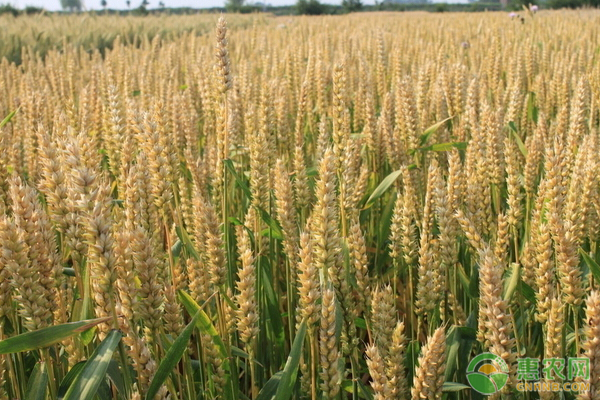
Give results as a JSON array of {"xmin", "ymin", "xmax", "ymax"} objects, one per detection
[{"xmin": 0, "ymin": 9, "xmax": 599, "ymax": 400}]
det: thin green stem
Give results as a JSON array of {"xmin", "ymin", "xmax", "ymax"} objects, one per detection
[
  {"xmin": 42, "ymin": 349, "xmax": 57, "ymax": 399},
  {"xmin": 117, "ymin": 340, "xmax": 133, "ymax": 398},
  {"xmin": 310, "ymin": 331, "xmax": 318, "ymax": 400},
  {"xmin": 573, "ymin": 305, "xmax": 580, "ymax": 355}
]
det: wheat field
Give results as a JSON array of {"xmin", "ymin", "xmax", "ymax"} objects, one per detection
[{"xmin": 0, "ymin": 9, "xmax": 600, "ymax": 400}]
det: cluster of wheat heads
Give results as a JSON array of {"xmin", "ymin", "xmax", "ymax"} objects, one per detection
[{"xmin": 1, "ymin": 9, "xmax": 600, "ymax": 400}]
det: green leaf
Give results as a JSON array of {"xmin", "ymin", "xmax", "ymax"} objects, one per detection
[
  {"xmin": 146, "ymin": 311, "xmax": 201, "ymax": 400},
  {"xmin": 224, "ymin": 158, "xmax": 252, "ymax": 200},
  {"xmin": 79, "ymin": 260, "xmax": 96, "ymax": 346},
  {"xmin": 357, "ymin": 381, "xmax": 374, "ymax": 400},
  {"xmin": 175, "ymin": 227, "xmax": 201, "ymax": 261},
  {"xmin": 258, "ymin": 208, "xmax": 285, "ymax": 240},
  {"xmin": 405, "ymin": 340, "xmax": 421, "ymax": 384},
  {"xmin": 229, "ymin": 216, "xmax": 244, "ymax": 226},
  {"xmin": 527, "ymin": 92, "xmax": 538, "ymax": 124},
  {"xmin": 178, "ymin": 289, "xmax": 233, "ymax": 400},
  {"xmin": 25, "ymin": 362, "xmax": 48, "ymax": 400},
  {"xmin": 260, "ymin": 257, "xmax": 286, "ymax": 350},
  {"xmin": 503, "ymin": 262, "xmax": 521, "ymax": 302},
  {"xmin": 63, "ymin": 268, "xmax": 76, "ymax": 277},
  {"xmin": 431, "ymin": 142, "xmax": 467, "ymax": 151},
  {"xmin": 377, "ymin": 193, "xmax": 398, "ymax": 244},
  {"xmin": 519, "ymin": 280, "xmax": 537, "ymax": 305},
  {"xmin": 580, "ymin": 248, "xmax": 600, "ymax": 283},
  {"xmin": 468, "ymin": 261, "xmax": 480, "ymax": 300},
  {"xmin": 304, "ymin": 166, "xmax": 317, "ymax": 178},
  {"xmin": 445, "ymin": 326, "xmax": 477, "ymax": 383},
  {"xmin": 171, "ymin": 239, "xmax": 182, "ymax": 258},
  {"xmin": 442, "ymin": 382, "xmax": 471, "ymax": 392},
  {"xmin": 341, "ymin": 380, "xmax": 370, "ymax": 399},
  {"xmin": 178, "ymin": 291, "xmax": 227, "ymax": 358},
  {"xmin": 341, "ymin": 381, "xmax": 354, "ymax": 394},
  {"xmin": 57, "ymin": 362, "xmax": 86, "ymax": 400},
  {"xmin": 79, "ymin": 326, "xmax": 96, "ymax": 347},
  {"xmin": 376, "ymin": 192, "xmax": 396, "ymax": 273},
  {"xmin": 456, "ymin": 263, "xmax": 475, "ymax": 299},
  {"xmin": 63, "ymin": 330, "xmax": 122, "ymax": 400},
  {"xmin": 0, "ymin": 318, "xmax": 110, "ymax": 354},
  {"xmin": 261, "ymin": 228, "xmax": 284, "ymax": 240},
  {"xmin": 256, "ymin": 372, "xmax": 283, "ymax": 400},
  {"xmin": 231, "ymin": 346, "xmax": 249, "ymax": 359},
  {"xmin": 274, "ymin": 320, "xmax": 307, "ymax": 400},
  {"xmin": 354, "ymin": 317, "xmax": 367, "ymax": 330},
  {"xmin": 364, "ymin": 169, "xmax": 402, "ymax": 209},
  {"xmin": 417, "ymin": 141, "xmax": 467, "ymax": 152},
  {"xmin": 106, "ymin": 360, "xmax": 126, "ymax": 395},
  {"xmin": 507, "ymin": 121, "xmax": 527, "ymax": 158},
  {"xmin": 96, "ymin": 380, "xmax": 112, "ymax": 400},
  {"xmin": 0, "ymin": 108, "xmax": 18, "ymax": 129},
  {"xmin": 418, "ymin": 115, "xmax": 453, "ymax": 146},
  {"xmin": 256, "ymin": 321, "xmax": 307, "ymax": 400}
]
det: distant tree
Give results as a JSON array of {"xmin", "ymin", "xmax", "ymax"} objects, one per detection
[
  {"xmin": 296, "ymin": 0, "xmax": 325, "ymax": 14},
  {"xmin": 126, "ymin": 0, "xmax": 130, "ymax": 7},
  {"xmin": 0, "ymin": 4, "xmax": 19, "ymax": 16},
  {"xmin": 60, "ymin": 0, "xmax": 83, "ymax": 12},
  {"xmin": 434, "ymin": 3, "xmax": 448, "ymax": 12},
  {"xmin": 342, "ymin": 0, "xmax": 362, "ymax": 12},
  {"xmin": 548, "ymin": 0, "xmax": 598, "ymax": 7},
  {"xmin": 158, "ymin": 0, "xmax": 164, "ymax": 7},
  {"xmin": 101, "ymin": 0, "xmax": 107, "ymax": 9},
  {"xmin": 508, "ymin": 0, "xmax": 535, "ymax": 10},
  {"xmin": 133, "ymin": 0, "xmax": 149, "ymax": 14},
  {"xmin": 25, "ymin": 5, "xmax": 45, "ymax": 14},
  {"xmin": 225, "ymin": 0, "xmax": 244, "ymax": 12}
]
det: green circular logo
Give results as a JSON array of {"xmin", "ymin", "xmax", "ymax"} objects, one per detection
[{"xmin": 466, "ymin": 353, "xmax": 509, "ymax": 395}]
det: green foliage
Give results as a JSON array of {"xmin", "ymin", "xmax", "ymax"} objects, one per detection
[
  {"xmin": 0, "ymin": 109, "xmax": 18, "ymax": 129},
  {"xmin": 62, "ymin": 331, "xmax": 122, "ymax": 400},
  {"xmin": 548, "ymin": 0, "xmax": 598, "ymax": 8},
  {"xmin": 225, "ymin": 0, "xmax": 245, "ymax": 12},
  {"xmin": 342, "ymin": 0, "xmax": 362, "ymax": 12},
  {"xmin": 24, "ymin": 6, "xmax": 45, "ymax": 14},
  {"xmin": 146, "ymin": 311, "xmax": 202, "ymax": 400},
  {"xmin": 132, "ymin": 5, "xmax": 148, "ymax": 15},
  {"xmin": 296, "ymin": 0, "xmax": 325, "ymax": 15},
  {"xmin": 435, "ymin": 3, "xmax": 448, "ymax": 12},
  {"xmin": 508, "ymin": 0, "xmax": 537, "ymax": 10},
  {"xmin": 0, "ymin": 4, "xmax": 19, "ymax": 16},
  {"xmin": 274, "ymin": 320, "xmax": 307, "ymax": 400},
  {"xmin": 1, "ymin": 11, "xmax": 599, "ymax": 400},
  {"xmin": 0, "ymin": 318, "xmax": 110, "ymax": 354},
  {"xmin": 60, "ymin": 0, "xmax": 82, "ymax": 12},
  {"xmin": 24, "ymin": 363, "xmax": 48, "ymax": 400},
  {"xmin": 238, "ymin": 5, "xmax": 262, "ymax": 13},
  {"xmin": 365, "ymin": 169, "xmax": 403, "ymax": 210}
]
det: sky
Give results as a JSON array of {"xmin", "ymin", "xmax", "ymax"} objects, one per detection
[{"xmin": 11, "ymin": 0, "xmax": 379, "ymax": 10}]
